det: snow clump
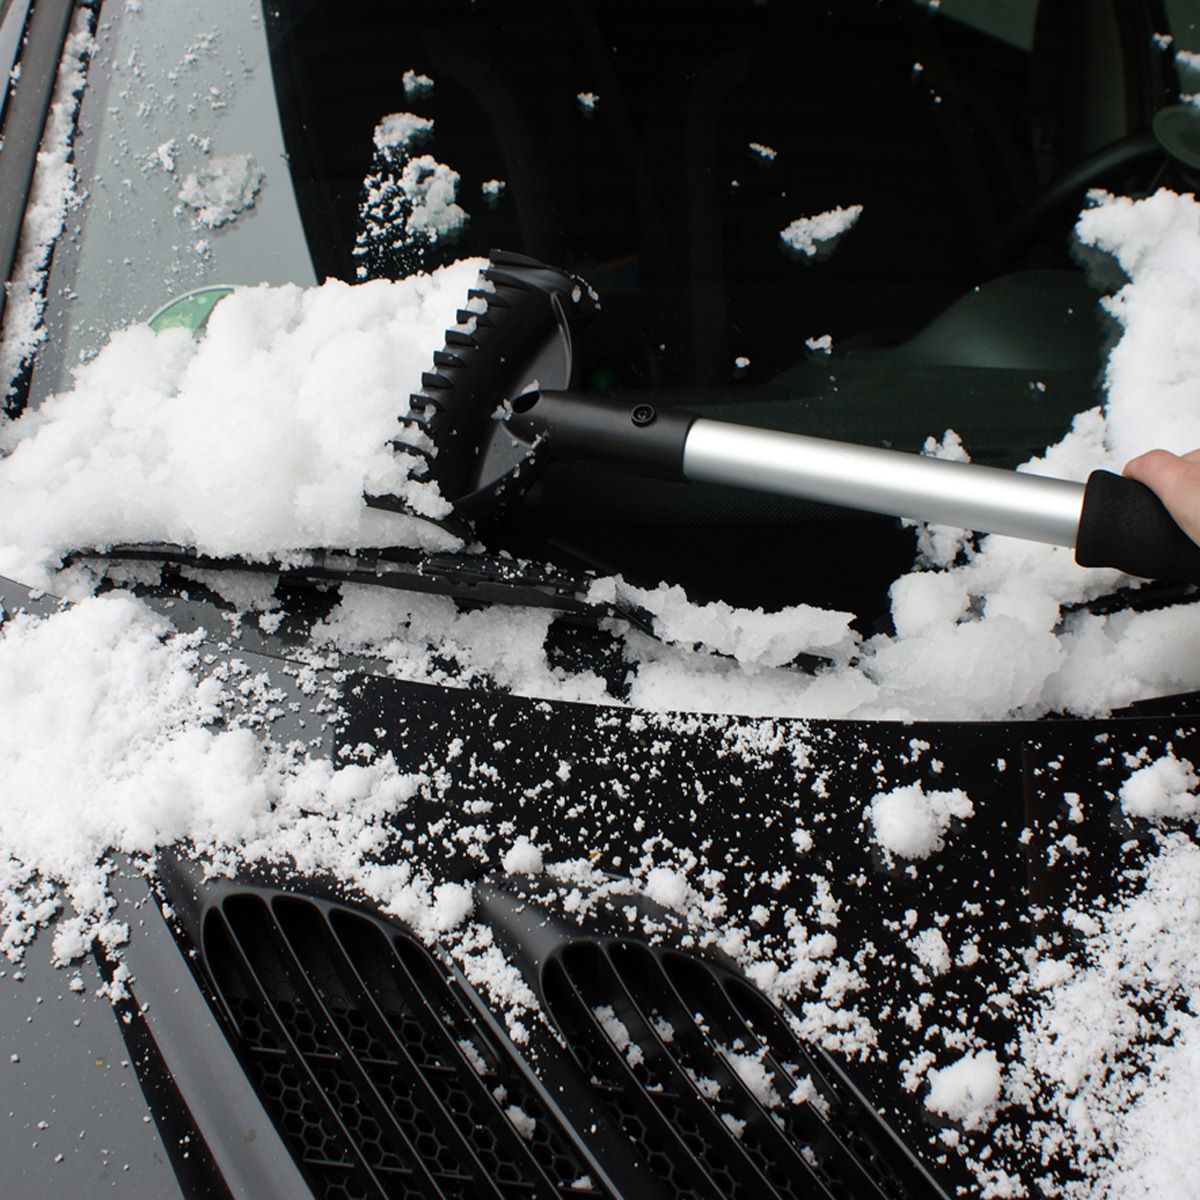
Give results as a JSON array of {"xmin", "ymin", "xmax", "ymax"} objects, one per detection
[
  {"xmin": 780, "ymin": 204, "xmax": 863, "ymax": 257},
  {"xmin": 869, "ymin": 783, "xmax": 973, "ymax": 861},
  {"xmin": 355, "ymin": 115, "xmax": 469, "ymax": 277},
  {"xmin": 402, "ymin": 157, "xmax": 468, "ymax": 241},
  {"xmin": 589, "ymin": 577, "xmax": 859, "ymax": 669},
  {"xmin": 643, "ymin": 866, "xmax": 691, "ymax": 911},
  {"xmin": 177, "ymin": 152, "xmax": 264, "ymax": 228},
  {"xmin": 1119, "ymin": 752, "xmax": 1199, "ymax": 820},
  {"xmin": 373, "ymin": 112, "xmax": 433, "ymax": 152},
  {"xmin": 402, "ymin": 69, "xmax": 433, "ymax": 98},
  {"xmin": 925, "ymin": 1050, "xmax": 1003, "ymax": 1130},
  {"xmin": 501, "ymin": 837, "xmax": 544, "ymax": 876}
]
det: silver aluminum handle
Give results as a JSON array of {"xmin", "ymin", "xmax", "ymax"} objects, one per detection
[{"xmin": 682, "ymin": 419, "xmax": 1085, "ymax": 546}]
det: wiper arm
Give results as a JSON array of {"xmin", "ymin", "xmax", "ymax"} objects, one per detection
[{"xmin": 73, "ymin": 543, "xmax": 657, "ymax": 637}]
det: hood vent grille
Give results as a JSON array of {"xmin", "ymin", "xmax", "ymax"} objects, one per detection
[
  {"xmin": 202, "ymin": 893, "xmax": 602, "ymax": 1200},
  {"xmin": 542, "ymin": 939, "xmax": 927, "ymax": 1200},
  {"xmin": 196, "ymin": 887, "xmax": 943, "ymax": 1200}
]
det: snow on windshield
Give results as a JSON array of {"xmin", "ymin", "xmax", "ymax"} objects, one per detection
[
  {"xmin": 0, "ymin": 261, "xmax": 475, "ymax": 585},
  {"xmin": 4, "ymin": 190, "xmax": 1200, "ymax": 721},
  {"xmin": 3, "ymin": 140, "xmax": 1200, "ymax": 1196}
]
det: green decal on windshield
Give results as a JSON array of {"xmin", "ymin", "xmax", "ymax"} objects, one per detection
[{"xmin": 147, "ymin": 286, "xmax": 235, "ymax": 335}]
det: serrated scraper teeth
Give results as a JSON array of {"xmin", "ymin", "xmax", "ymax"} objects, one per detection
[
  {"xmin": 395, "ymin": 414, "xmax": 431, "ymax": 434},
  {"xmin": 365, "ymin": 251, "xmax": 595, "ymax": 523},
  {"xmin": 480, "ymin": 267, "xmax": 532, "ymax": 292}
]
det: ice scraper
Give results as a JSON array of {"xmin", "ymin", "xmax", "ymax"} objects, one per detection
[{"xmin": 370, "ymin": 251, "xmax": 1200, "ymax": 587}]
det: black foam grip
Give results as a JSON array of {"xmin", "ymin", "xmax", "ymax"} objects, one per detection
[{"xmin": 1075, "ymin": 469, "xmax": 1200, "ymax": 584}]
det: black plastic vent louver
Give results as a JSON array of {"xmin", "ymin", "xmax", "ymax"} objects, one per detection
[
  {"xmin": 541, "ymin": 939, "xmax": 934, "ymax": 1200},
  {"xmin": 201, "ymin": 893, "xmax": 604, "ymax": 1200}
]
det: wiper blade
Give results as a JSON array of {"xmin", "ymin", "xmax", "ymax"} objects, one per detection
[
  {"xmin": 1060, "ymin": 578, "xmax": 1198, "ymax": 619},
  {"xmin": 73, "ymin": 543, "xmax": 657, "ymax": 636}
]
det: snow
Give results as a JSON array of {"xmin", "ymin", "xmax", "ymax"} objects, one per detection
[
  {"xmin": 312, "ymin": 584, "xmax": 613, "ymax": 706},
  {"xmin": 372, "ymin": 112, "xmax": 433, "ymax": 152},
  {"xmin": 0, "ymin": 12, "xmax": 94, "ymax": 404},
  {"xmin": 643, "ymin": 866, "xmax": 690, "ymax": 911},
  {"xmin": 994, "ymin": 835, "xmax": 1200, "ymax": 1196},
  {"xmin": 177, "ymin": 153, "xmax": 264, "ymax": 228},
  {"xmin": 589, "ymin": 577, "xmax": 858, "ymax": 669},
  {"xmin": 1076, "ymin": 189, "xmax": 1200, "ymax": 465},
  {"xmin": 501, "ymin": 837, "xmax": 544, "ymax": 876},
  {"xmin": 505, "ymin": 1104, "xmax": 536, "ymax": 1140},
  {"xmin": 402, "ymin": 157, "xmax": 468, "ymax": 240},
  {"xmin": 721, "ymin": 1112, "xmax": 746, "ymax": 1139},
  {"xmin": 869, "ymin": 783, "xmax": 974, "ymax": 862},
  {"xmin": 925, "ymin": 1050, "xmax": 1003, "ymax": 1130},
  {"xmin": 594, "ymin": 1005, "xmax": 643, "ymax": 1066},
  {"xmin": 355, "ymin": 122, "xmax": 469, "ymax": 277},
  {"xmin": 780, "ymin": 204, "xmax": 863, "ymax": 257},
  {"xmin": 0, "ymin": 263, "xmax": 481, "ymax": 585},
  {"xmin": 2, "ymin": 36, "xmax": 1200, "ymax": 1192},
  {"xmin": 833, "ymin": 189, "xmax": 1200, "ymax": 722},
  {"xmin": 723, "ymin": 1048, "xmax": 781, "ymax": 1108},
  {"xmin": 0, "ymin": 593, "xmax": 444, "ymax": 959},
  {"xmin": 8, "ymin": 184, "xmax": 1196, "ymax": 720},
  {"xmin": 1120, "ymin": 753, "xmax": 1199, "ymax": 820},
  {"xmin": 402, "ymin": 69, "xmax": 433, "ymax": 98},
  {"xmin": 909, "ymin": 927, "xmax": 951, "ymax": 976}
]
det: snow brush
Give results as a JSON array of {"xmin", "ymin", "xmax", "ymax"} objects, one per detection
[{"xmin": 370, "ymin": 251, "xmax": 1200, "ymax": 587}]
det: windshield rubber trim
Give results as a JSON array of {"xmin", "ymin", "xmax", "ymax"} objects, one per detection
[{"xmin": 0, "ymin": 0, "xmax": 76, "ymax": 328}]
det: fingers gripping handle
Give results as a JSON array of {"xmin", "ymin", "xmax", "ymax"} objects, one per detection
[{"xmin": 1075, "ymin": 469, "xmax": 1200, "ymax": 584}]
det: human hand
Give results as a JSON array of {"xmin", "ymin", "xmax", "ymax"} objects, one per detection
[{"xmin": 1123, "ymin": 448, "xmax": 1200, "ymax": 548}]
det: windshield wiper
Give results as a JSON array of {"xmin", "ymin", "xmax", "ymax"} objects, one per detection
[{"xmin": 73, "ymin": 542, "xmax": 657, "ymax": 636}]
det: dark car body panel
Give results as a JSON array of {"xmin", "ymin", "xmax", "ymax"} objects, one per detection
[{"xmin": 6, "ymin": 569, "xmax": 1196, "ymax": 1195}]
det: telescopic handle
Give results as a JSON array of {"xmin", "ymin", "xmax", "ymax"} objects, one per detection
[
  {"xmin": 505, "ymin": 394, "xmax": 1200, "ymax": 584},
  {"xmin": 682, "ymin": 419, "xmax": 1085, "ymax": 544},
  {"xmin": 1075, "ymin": 469, "xmax": 1200, "ymax": 584}
]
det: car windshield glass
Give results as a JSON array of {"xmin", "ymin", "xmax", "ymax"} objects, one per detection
[
  {"xmin": 25, "ymin": 0, "xmax": 1200, "ymax": 619},
  {"xmin": 265, "ymin": 0, "xmax": 1167, "ymax": 387},
  {"xmin": 42, "ymin": 0, "xmax": 1189, "ymax": 386}
]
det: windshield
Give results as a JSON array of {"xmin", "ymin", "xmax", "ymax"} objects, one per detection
[
  {"xmin": 21, "ymin": 0, "xmax": 1200, "ymax": 623},
  {"xmin": 42, "ymin": 0, "xmax": 1188, "ymax": 380}
]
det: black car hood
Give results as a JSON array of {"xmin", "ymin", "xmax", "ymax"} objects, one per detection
[{"xmin": 1, "ymin": 571, "xmax": 1196, "ymax": 1197}]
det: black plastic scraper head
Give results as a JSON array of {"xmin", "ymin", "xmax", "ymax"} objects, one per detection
[{"xmin": 366, "ymin": 250, "xmax": 598, "ymax": 524}]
